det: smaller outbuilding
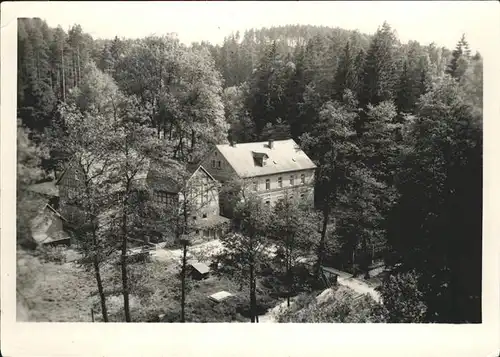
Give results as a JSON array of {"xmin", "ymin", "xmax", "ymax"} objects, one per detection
[
  {"xmin": 189, "ymin": 260, "xmax": 211, "ymax": 280},
  {"xmin": 208, "ymin": 291, "xmax": 233, "ymax": 303},
  {"xmin": 320, "ymin": 266, "xmax": 340, "ymax": 287}
]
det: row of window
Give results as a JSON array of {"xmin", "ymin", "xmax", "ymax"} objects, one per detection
[
  {"xmin": 195, "ymin": 228, "xmax": 221, "ymax": 238},
  {"xmin": 256, "ymin": 173, "xmax": 307, "ymax": 191},
  {"xmin": 154, "ymin": 191, "xmax": 176, "ymax": 206},
  {"xmin": 155, "ymin": 187, "xmax": 212, "ymax": 207},
  {"xmin": 264, "ymin": 193, "xmax": 306, "ymax": 206}
]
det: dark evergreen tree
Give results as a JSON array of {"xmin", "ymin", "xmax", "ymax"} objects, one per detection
[
  {"xmin": 334, "ymin": 41, "xmax": 357, "ymax": 101},
  {"xmin": 386, "ymin": 76, "xmax": 482, "ymax": 323},
  {"xmin": 446, "ymin": 34, "xmax": 471, "ymax": 81},
  {"xmin": 360, "ymin": 22, "xmax": 399, "ymax": 108}
]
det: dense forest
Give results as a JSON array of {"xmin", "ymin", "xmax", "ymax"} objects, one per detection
[{"xmin": 17, "ymin": 18, "xmax": 482, "ymax": 323}]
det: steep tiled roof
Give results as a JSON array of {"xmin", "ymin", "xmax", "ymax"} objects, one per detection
[
  {"xmin": 216, "ymin": 139, "xmax": 316, "ymax": 178},
  {"xmin": 147, "ymin": 163, "xmax": 216, "ymax": 194},
  {"xmin": 56, "ymin": 150, "xmax": 151, "ymax": 190},
  {"xmin": 57, "ymin": 151, "xmax": 215, "ymax": 195},
  {"xmin": 27, "ymin": 181, "xmax": 59, "ymax": 197}
]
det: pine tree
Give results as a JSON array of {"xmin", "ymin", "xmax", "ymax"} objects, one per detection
[
  {"xmin": 334, "ymin": 41, "xmax": 357, "ymax": 101},
  {"xmin": 396, "ymin": 59, "xmax": 413, "ymax": 114},
  {"xmin": 216, "ymin": 194, "xmax": 272, "ymax": 323},
  {"xmin": 360, "ymin": 22, "xmax": 399, "ymax": 108},
  {"xmin": 246, "ymin": 41, "xmax": 284, "ymax": 135},
  {"xmin": 387, "ymin": 76, "xmax": 482, "ymax": 322},
  {"xmin": 300, "ymin": 100, "xmax": 359, "ymax": 277},
  {"xmin": 446, "ymin": 34, "xmax": 471, "ymax": 81},
  {"xmin": 100, "ymin": 44, "xmax": 115, "ymax": 75}
]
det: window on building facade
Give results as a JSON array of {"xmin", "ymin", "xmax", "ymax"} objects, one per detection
[
  {"xmin": 266, "ymin": 179, "xmax": 270, "ymax": 190},
  {"xmin": 217, "ymin": 161, "xmax": 221, "ymax": 169},
  {"xmin": 265, "ymin": 200, "xmax": 270, "ymax": 206},
  {"xmin": 166, "ymin": 195, "xmax": 176, "ymax": 206},
  {"xmin": 211, "ymin": 160, "xmax": 216, "ymax": 168},
  {"xmin": 154, "ymin": 191, "xmax": 168, "ymax": 205},
  {"xmin": 290, "ymin": 175, "xmax": 294, "ymax": 186},
  {"xmin": 301, "ymin": 174, "xmax": 305, "ymax": 184},
  {"xmin": 253, "ymin": 181, "xmax": 258, "ymax": 191},
  {"xmin": 278, "ymin": 177, "xmax": 282, "ymax": 188}
]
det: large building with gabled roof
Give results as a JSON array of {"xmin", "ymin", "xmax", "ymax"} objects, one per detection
[{"xmin": 201, "ymin": 138, "xmax": 316, "ymax": 215}]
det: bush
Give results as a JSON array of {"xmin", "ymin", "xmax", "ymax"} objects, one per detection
[
  {"xmin": 376, "ymin": 270, "xmax": 427, "ymax": 323},
  {"xmin": 235, "ymin": 291, "xmax": 278, "ymax": 318},
  {"xmin": 159, "ymin": 296, "xmax": 244, "ymax": 323},
  {"xmin": 276, "ymin": 287, "xmax": 385, "ymax": 323},
  {"xmin": 35, "ymin": 245, "xmax": 67, "ymax": 264}
]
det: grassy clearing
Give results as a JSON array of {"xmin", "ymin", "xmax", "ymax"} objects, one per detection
[
  {"xmin": 17, "ymin": 246, "xmax": 279, "ymax": 322},
  {"xmin": 17, "ymin": 249, "xmax": 95, "ymax": 322}
]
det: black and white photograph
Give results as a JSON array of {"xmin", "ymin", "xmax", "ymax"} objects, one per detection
[{"xmin": 1, "ymin": 0, "xmax": 499, "ymax": 356}]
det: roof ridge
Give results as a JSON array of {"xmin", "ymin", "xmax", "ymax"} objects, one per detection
[{"xmin": 217, "ymin": 138, "xmax": 295, "ymax": 147}]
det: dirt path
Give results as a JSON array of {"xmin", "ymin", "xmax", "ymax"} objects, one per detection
[
  {"xmin": 257, "ymin": 271, "xmax": 383, "ymax": 323},
  {"xmin": 337, "ymin": 276, "xmax": 381, "ymax": 302},
  {"xmin": 258, "ymin": 299, "xmax": 291, "ymax": 323}
]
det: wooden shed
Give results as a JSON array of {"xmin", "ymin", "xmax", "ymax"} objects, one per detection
[
  {"xmin": 208, "ymin": 291, "xmax": 233, "ymax": 303},
  {"xmin": 320, "ymin": 266, "xmax": 339, "ymax": 287},
  {"xmin": 189, "ymin": 261, "xmax": 210, "ymax": 280}
]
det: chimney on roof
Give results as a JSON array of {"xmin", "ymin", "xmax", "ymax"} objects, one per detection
[
  {"xmin": 228, "ymin": 130, "xmax": 236, "ymax": 147},
  {"xmin": 268, "ymin": 139, "xmax": 274, "ymax": 149}
]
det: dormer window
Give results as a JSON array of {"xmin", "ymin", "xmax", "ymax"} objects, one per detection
[{"xmin": 252, "ymin": 152, "xmax": 269, "ymax": 167}]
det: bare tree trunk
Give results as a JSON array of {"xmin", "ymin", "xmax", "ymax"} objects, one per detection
[
  {"xmin": 61, "ymin": 49, "xmax": 66, "ymax": 102},
  {"xmin": 249, "ymin": 261, "xmax": 256, "ymax": 323},
  {"xmin": 315, "ymin": 207, "xmax": 329, "ymax": 278},
  {"xmin": 168, "ymin": 122, "xmax": 173, "ymax": 140},
  {"xmin": 352, "ymin": 248, "xmax": 356, "ymax": 276},
  {"xmin": 92, "ymin": 256, "xmax": 108, "ymax": 322},
  {"xmin": 191, "ymin": 130, "xmax": 196, "ymax": 152},
  {"xmin": 121, "ymin": 198, "xmax": 131, "ymax": 322},
  {"xmin": 362, "ymin": 237, "xmax": 370, "ymax": 279},
  {"xmin": 72, "ymin": 56, "xmax": 76, "ymax": 88},
  {"xmin": 286, "ymin": 248, "xmax": 291, "ymax": 307},
  {"xmin": 76, "ymin": 46, "xmax": 81, "ymax": 87},
  {"xmin": 90, "ymin": 222, "xmax": 109, "ymax": 322},
  {"xmin": 181, "ymin": 240, "xmax": 187, "ymax": 322}
]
